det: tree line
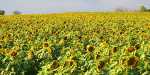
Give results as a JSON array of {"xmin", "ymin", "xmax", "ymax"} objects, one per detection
[
  {"xmin": 0, "ymin": 10, "xmax": 21, "ymax": 15},
  {"xmin": 115, "ymin": 5, "xmax": 150, "ymax": 12},
  {"xmin": 140, "ymin": 5, "xmax": 150, "ymax": 12},
  {"xmin": 0, "ymin": 5, "xmax": 150, "ymax": 15}
]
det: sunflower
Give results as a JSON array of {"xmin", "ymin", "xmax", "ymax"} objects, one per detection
[
  {"xmin": 144, "ymin": 24, "xmax": 150, "ymax": 29},
  {"xmin": 27, "ymin": 50, "xmax": 34, "ymax": 60},
  {"xmin": 7, "ymin": 33, "xmax": 13, "ymax": 38},
  {"xmin": 112, "ymin": 47, "xmax": 117, "ymax": 53},
  {"xmin": 96, "ymin": 54, "xmax": 100, "ymax": 60},
  {"xmin": 99, "ymin": 41, "xmax": 108, "ymax": 48},
  {"xmin": 58, "ymin": 39, "xmax": 65, "ymax": 46},
  {"xmin": 51, "ymin": 60, "xmax": 60, "ymax": 69},
  {"xmin": 86, "ymin": 45, "xmax": 95, "ymax": 52},
  {"xmin": 46, "ymin": 47, "xmax": 52, "ymax": 54},
  {"xmin": 78, "ymin": 35, "xmax": 82, "ymax": 40},
  {"xmin": 96, "ymin": 61, "xmax": 105, "ymax": 72},
  {"xmin": 10, "ymin": 50, "xmax": 17, "ymax": 57},
  {"xmin": 63, "ymin": 21, "xmax": 67, "ymax": 24},
  {"xmin": 64, "ymin": 60, "xmax": 75, "ymax": 67},
  {"xmin": 127, "ymin": 56, "xmax": 139, "ymax": 68},
  {"xmin": 64, "ymin": 36, "xmax": 68, "ymax": 40},
  {"xmin": 142, "ymin": 33, "xmax": 150, "ymax": 40},
  {"xmin": 127, "ymin": 47, "xmax": 135, "ymax": 52},
  {"xmin": 43, "ymin": 42, "xmax": 49, "ymax": 48},
  {"xmin": 134, "ymin": 44, "xmax": 140, "ymax": 50}
]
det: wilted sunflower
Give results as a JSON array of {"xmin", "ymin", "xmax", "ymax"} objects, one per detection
[{"xmin": 127, "ymin": 56, "xmax": 139, "ymax": 68}]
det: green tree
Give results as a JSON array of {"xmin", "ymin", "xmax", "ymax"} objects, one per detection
[
  {"xmin": 140, "ymin": 5, "xmax": 147, "ymax": 12},
  {"xmin": 0, "ymin": 10, "xmax": 5, "ymax": 15},
  {"xmin": 13, "ymin": 10, "xmax": 22, "ymax": 15}
]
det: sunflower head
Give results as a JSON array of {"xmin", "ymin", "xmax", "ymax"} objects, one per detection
[
  {"xmin": 86, "ymin": 45, "xmax": 95, "ymax": 52},
  {"xmin": 69, "ymin": 60, "xmax": 74, "ymax": 66},
  {"xmin": 58, "ymin": 39, "xmax": 65, "ymax": 45},
  {"xmin": 27, "ymin": 50, "xmax": 34, "ymax": 60},
  {"xmin": 96, "ymin": 54, "xmax": 100, "ymax": 60},
  {"xmin": 127, "ymin": 47, "xmax": 135, "ymax": 52},
  {"xmin": 64, "ymin": 60, "xmax": 75, "ymax": 67},
  {"xmin": 135, "ymin": 44, "xmax": 140, "ymax": 50},
  {"xmin": 7, "ymin": 33, "xmax": 13, "ymax": 38},
  {"xmin": 78, "ymin": 35, "xmax": 82, "ymax": 40},
  {"xmin": 97, "ymin": 61, "xmax": 105, "ymax": 72},
  {"xmin": 10, "ymin": 50, "xmax": 17, "ymax": 57},
  {"xmin": 64, "ymin": 36, "xmax": 68, "ymax": 40},
  {"xmin": 51, "ymin": 60, "xmax": 60, "ymax": 69},
  {"xmin": 43, "ymin": 42, "xmax": 49, "ymax": 48},
  {"xmin": 142, "ymin": 33, "xmax": 150, "ymax": 40},
  {"xmin": 63, "ymin": 21, "xmax": 67, "ymax": 24},
  {"xmin": 127, "ymin": 56, "xmax": 139, "ymax": 68},
  {"xmin": 100, "ymin": 41, "xmax": 108, "ymax": 48},
  {"xmin": 144, "ymin": 24, "xmax": 150, "ymax": 29}
]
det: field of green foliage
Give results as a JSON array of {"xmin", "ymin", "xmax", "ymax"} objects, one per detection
[{"xmin": 0, "ymin": 12, "xmax": 150, "ymax": 75}]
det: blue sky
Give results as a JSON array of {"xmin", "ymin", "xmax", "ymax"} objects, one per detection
[{"xmin": 0, "ymin": 0, "xmax": 150, "ymax": 14}]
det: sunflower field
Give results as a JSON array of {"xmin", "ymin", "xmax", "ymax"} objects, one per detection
[{"xmin": 0, "ymin": 12, "xmax": 150, "ymax": 75}]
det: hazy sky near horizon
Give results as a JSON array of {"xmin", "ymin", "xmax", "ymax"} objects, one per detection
[{"xmin": 0, "ymin": 0, "xmax": 150, "ymax": 14}]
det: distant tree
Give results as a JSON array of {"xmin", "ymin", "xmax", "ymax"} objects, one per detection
[
  {"xmin": 0, "ymin": 10, "xmax": 5, "ymax": 15},
  {"xmin": 146, "ymin": 8, "xmax": 150, "ymax": 12},
  {"xmin": 115, "ymin": 7, "xmax": 129, "ymax": 12},
  {"xmin": 13, "ymin": 11, "xmax": 22, "ymax": 15},
  {"xmin": 140, "ymin": 5, "xmax": 147, "ymax": 12}
]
